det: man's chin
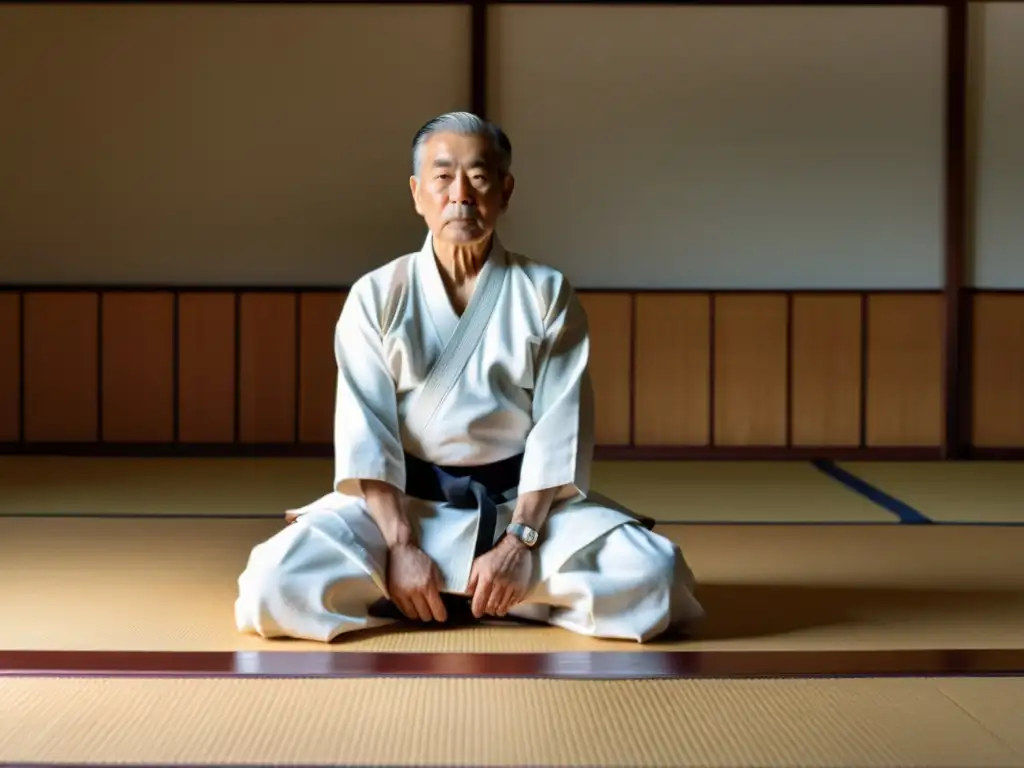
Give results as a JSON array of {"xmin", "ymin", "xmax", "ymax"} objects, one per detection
[{"xmin": 439, "ymin": 222, "xmax": 489, "ymax": 243}]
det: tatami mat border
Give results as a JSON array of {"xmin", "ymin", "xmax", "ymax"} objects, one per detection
[
  {"xmin": 812, "ymin": 460, "xmax": 933, "ymax": 524},
  {"xmin": 3, "ymin": 649, "xmax": 1023, "ymax": 681}
]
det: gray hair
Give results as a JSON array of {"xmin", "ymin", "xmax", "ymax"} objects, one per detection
[{"xmin": 411, "ymin": 111, "xmax": 512, "ymax": 179}]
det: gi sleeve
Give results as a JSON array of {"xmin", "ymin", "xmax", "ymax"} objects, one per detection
[
  {"xmin": 517, "ymin": 275, "xmax": 594, "ymax": 498},
  {"xmin": 332, "ymin": 282, "xmax": 406, "ymax": 497}
]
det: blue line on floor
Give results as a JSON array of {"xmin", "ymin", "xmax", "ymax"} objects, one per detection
[{"xmin": 811, "ymin": 460, "xmax": 933, "ymax": 525}]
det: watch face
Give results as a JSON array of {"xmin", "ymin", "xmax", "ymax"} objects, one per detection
[{"xmin": 523, "ymin": 528, "xmax": 538, "ymax": 545}]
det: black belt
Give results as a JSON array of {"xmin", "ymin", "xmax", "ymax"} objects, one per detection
[
  {"xmin": 368, "ymin": 451, "xmax": 524, "ymax": 624},
  {"xmin": 403, "ymin": 451, "xmax": 523, "ymax": 558}
]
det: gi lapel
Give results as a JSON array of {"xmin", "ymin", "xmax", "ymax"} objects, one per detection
[{"xmin": 404, "ymin": 233, "xmax": 509, "ymax": 438}]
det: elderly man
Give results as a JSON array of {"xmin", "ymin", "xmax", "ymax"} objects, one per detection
[{"xmin": 235, "ymin": 112, "xmax": 703, "ymax": 643}]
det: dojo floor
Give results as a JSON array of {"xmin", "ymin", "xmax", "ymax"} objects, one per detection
[{"xmin": 2, "ymin": 457, "xmax": 1024, "ymax": 766}]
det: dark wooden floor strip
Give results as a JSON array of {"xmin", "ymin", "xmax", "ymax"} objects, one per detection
[{"xmin": 1, "ymin": 649, "xmax": 1022, "ymax": 680}]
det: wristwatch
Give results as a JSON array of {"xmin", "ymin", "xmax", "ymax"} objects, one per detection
[{"xmin": 505, "ymin": 522, "xmax": 539, "ymax": 548}]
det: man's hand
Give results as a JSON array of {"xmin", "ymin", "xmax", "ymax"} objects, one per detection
[
  {"xmin": 467, "ymin": 535, "xmax": 534, "ymax": 618},
  {"xmin": 360, "ymin": 478, "xmax": 447, "ymax": 621},
  {"xmin": 387, "ymin": 543, "xmax": 449, "ymax": 623}
]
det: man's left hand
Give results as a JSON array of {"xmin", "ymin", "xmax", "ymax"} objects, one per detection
[{"xmin": 467, "ymin": 535, "xmax": 534, "ymax": 618}]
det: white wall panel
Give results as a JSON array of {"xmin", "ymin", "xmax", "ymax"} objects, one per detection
[
  {"xmin": 488, "ymin": 5, "xmax": 946, "ymax": 289},
  {"xmin": 972, "ymin": 2, "xmax": 1024, "ymax": 288},
  {"xmin": 0, "ymin": 3, "xmax": 470, "ymax": 285}
]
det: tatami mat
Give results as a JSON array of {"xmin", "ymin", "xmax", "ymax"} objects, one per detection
[
  {"xmin": 838, "ymin": 461, "xmax": 1024, "ymax": 524},
  {"xmin": 592, "ymin": 460, "xmax": 892, "ymax": 523},
  {"xmin": 3, "ymin": 517, "xmax": 1023, "ymax": 653},
  {"xmin": 0, "ymin": 456, "xmax": 891, "ymax": 523},
  {"xmin": 0, "ymin": 456, "xmax": 328, "ymax": 518},
  {"xmin": 1, "ymin": 676, "xmax": 1022, "ymax": 766}
]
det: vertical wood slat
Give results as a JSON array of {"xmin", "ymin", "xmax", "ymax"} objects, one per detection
[
  {"xmin": 790, "ymin": 294, "xmax": 863, "ymax": 447},
  {"xmin": 633, "ymin": 294, "xmax": 710, "ymax": 446},
  {"xmin": 971, "ymin": 293, "xmax": 1024, "ymax": 447},
  {"xmin": 100, "ymin": 292, "xmax": 175, "ymax": 442},
  {"xmin": 298, "ymin": 291, "xmax": 347, "ymax": 444},
  {"xmin": 578, "ymin": 293, "xmax": 632, "ymax": 446},
  {"xmin": 865, "ymin": 293, "xmax": 944, "ymax": 447},
  {"xmin": 239, "ymin": 292, "xmax": 298, "ymax": 444},
  {"xmin": 0, "ymin": 293, "xmax": 20, "ymax": 441},
  {"xmin": 713, "ymin": 294, "xmax": 789, "ymax": 446},
  {"xmin": 22, "ymin": 292, "xmax": 99, "ymax": 442},
  {"xmin": 178, "ymin": 292, "xmax": 236, "ymax": 443}
]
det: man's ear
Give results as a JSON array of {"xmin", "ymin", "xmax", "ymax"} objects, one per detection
[
  {"xmin": 409, "ymin": 175, "xmax": 423, "ymax": 215},
  {"xmin": 501, "ymin": 173, "xmax": 515, "ymax": 211}
]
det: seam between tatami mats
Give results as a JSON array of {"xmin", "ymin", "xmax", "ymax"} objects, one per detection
[
  {"xmin": 931, "ymin": 685, "xmax": 1024, "ymax": 759},
  {"xmin": 811, "ymin": 460, "xmax": 934, "ymax": 524}
]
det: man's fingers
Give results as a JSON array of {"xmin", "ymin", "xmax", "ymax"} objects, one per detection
[
  {"xmin": 425, "ymin": 585, "xmax": 448, "ymax": 623},
  {"xmin": 496, "ymin": 585, "xmax": 519, "ymax": 617},
  {"xmin": 392, "ymin": 594, "xmax": 417, "ymax": 621},
  {"xmin": 471, "ymin": 575, "xmax": 492, "ymax": 619},
  {"xmin": 410, "ymin": 593, "xmax": 433, "ymax": 622},
  {"xmin": 487, "ymin": 583, "xmax": 509, "ymax": 616}
]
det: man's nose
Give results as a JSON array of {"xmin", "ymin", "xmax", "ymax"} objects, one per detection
[{"xmin": 449, "ymin": 173, "xmax": 473, "ymax": 204}]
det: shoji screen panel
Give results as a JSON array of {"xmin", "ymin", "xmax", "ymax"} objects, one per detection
[
  {"xmin": 971, "ymin": 2, "xmax": 1024, "ymax": 289},
  {"xmin": 0, "ymin": 3, "xmax": 471, "ymax": 286},
  {"xmin": 487, "ymin": 4, "xmax": 945, "ymax": 290}
]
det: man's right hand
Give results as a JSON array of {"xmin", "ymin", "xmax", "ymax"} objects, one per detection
[{"xmin": 386, "ymin": 543, "xmax": 449, "ymax": 623}]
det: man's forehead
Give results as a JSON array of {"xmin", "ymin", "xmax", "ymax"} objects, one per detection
[{"xmin": 423, "ymin": 132, "xmax": 495, "ymax": 165}]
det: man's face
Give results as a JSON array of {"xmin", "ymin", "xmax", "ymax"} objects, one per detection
[{"xmin": 409, "ymin": 131, "xmax": 514, "ymax": 246}]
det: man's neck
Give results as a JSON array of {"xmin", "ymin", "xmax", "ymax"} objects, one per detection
[{"xmin": 433, "ymin": 236, "xmax": 492, "ymax": 286}]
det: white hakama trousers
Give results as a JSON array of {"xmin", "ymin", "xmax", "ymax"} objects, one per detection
[{"xmin": 235, "ymin": 503, "xmax": 704, "ymax": 644}]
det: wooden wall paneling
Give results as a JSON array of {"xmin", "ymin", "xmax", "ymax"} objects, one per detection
[
  {"xmin": 578, "ymin": 293, "xmax": 632, "ymax": 445},
  {"xmin": 865, "ymin": 293, "xmax": 943, "ymax": 446},
  {"xmin": 22, "ymin": 292, "xmax": 99, "ymax": 442},
  {"xmin": 633, "ymin": 293, "xmax": 710, "ymax": 446},
  {"xmin": 0, "ymin": 293, "xmax": 20, "ymax": 441},
  {"xmin": 713, "ymin": 293, "xmax": 789, "ymax": 446},
  {"xmin": 177, "ymin": 292, "xmax": 236, "ymax": 443},
  {"xmin": 298, "ymin": 291, "xmax": 347, "ymax": 444},
  {"xmin": 100, "ymin": 292, "xmax": 175, "ymax": 442},
  {"xmin": 790, "ymin": 294, "xmax": 863, "ymax": 446},
  {"xmin": 971, "ymin": 293, "xmax": 1024, "ymax": 447},
  {"xmin": 239, "ymin": 292, "xmax": 298, "ymax": 444}
]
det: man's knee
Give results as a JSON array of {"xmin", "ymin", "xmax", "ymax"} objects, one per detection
[
  {"xmin": 236, "ymin": 523, "xmax": 308, "ymax": 618},
  {"xmin": 611, "ymin": 524, "xmax": 682, "ymax": 582},
  {"xmin": 236, "ymin": 508, "xmax": 386, "ymax": 638},
  {"xmin": 619, "ymin": 527, "xmax": 704, "ymax": 626}
]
